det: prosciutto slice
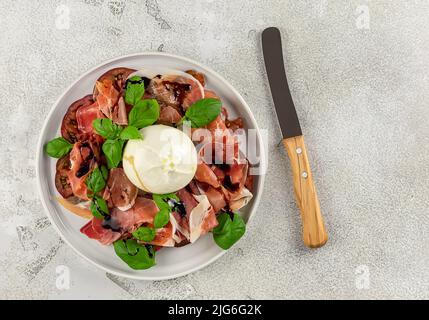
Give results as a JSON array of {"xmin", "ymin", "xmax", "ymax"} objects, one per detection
[
  {"xmin": 188, "ymin": 195, "xmax": 217, "ymax": 242},
  {"xmin": 94, "ymin": 79, "xmax": 128, "ymax": 125},
  {"xmin": 158, "ymin": 105, "xmax": 182, "ymax": 124},
  {"xmin": 105, "ymin": 168, "xmax": 138, "ymax": 211},
  {"xmin": 197, "ymin": 183, "xmax": 227, "ymax": 213},
  {"xmin": 148, "ymin": 75, "xmax": 203, "ymax": 111},
  {"xmin": 67, "ymin": 140, "xmax": 100, "ymax": 200},
  {"xmin": 76, "ymin": 101, "xmax": 103, "ymax": 136},
  {"xmin": 172, "ymin": 190, "xmax": 218, "ymax": 243},
  {"xmin": 80, "ymin": 217, "xmax": 121, "ymax": 246},
  {"xmin": 95, "ymin": 80, "xmax": 119, "ymax": 117},
  {"xmin": 93, "ymin": 67, "xmax": 136, "ymax": 99},
  {"xmin": 61, "ymin": 95, "xmax": 94, "ymax": 143},
  {"xmin": 81, "ymin": 197, "xmax": 162, "ymax": 246},
  {"xmin": 142, "ymin": 221, "xmax": 175, "ymax": 247},
  {"xmin": 194, "ymin": 162, "xmax": 220, "ymax": 188}
]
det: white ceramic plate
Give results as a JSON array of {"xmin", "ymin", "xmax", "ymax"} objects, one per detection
[{"xmin": 36, "ymin": 53, "xmax": 265, "ymax": 280}]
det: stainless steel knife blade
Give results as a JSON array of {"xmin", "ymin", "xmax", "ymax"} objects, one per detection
[{"xmin": 261, "ymin": 27, "xmax": 302, "ymax": 139}]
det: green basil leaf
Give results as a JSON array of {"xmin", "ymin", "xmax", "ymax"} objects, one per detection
[
  {"xmin": 152, "ymin": 193, "xmax": 179, "ymax": 228},
  {"xmin": 102, "ymin": 139, "xmax": 124, "ymax": 169},
  {"xmin": 113, "ymin": 239, "xmax": 156, "ymax": 270},
  {"xmin": 90, "ymin": 195, "xmax": 109, "ymax": 219},
  {"xmin": 120, "ymin": 125, "xmax": 142, "ymax": 140},
  {"xmin": 153, "ymin": 193, "xmax": 180, "ymax": 204},
  {"xmin": 85, "ymin": 166, "xmax": 106, "ymax": 194},
  {"xmin": 100, "ymin": 165, "xmax": 109, "ymax": 181},
  {"xmin": 184, "ymin": 98, "xmax": 222, "ymax": 128},
  {"xmin": 132, "ymin": 226, "xmax": 156, "ymax": 242},
  {"xmin": 213, "ymin": 212, "xmax": 246, "ymax": 250},
  {"xmin": 153, "ymin": 207, "xmax": 170, "ymax": 229},
  {"xmin": 128, "ymin": 99, "xmax": 160, "ymax": 129},
  {"xmin": 125, "ymin": 76, "xmax": 145, "ymax": 106},
  {"xmin": 92, "ymin": 118, "xmax": 122, "ymax": 139},
  {"xmin": 44, "ymin": 137, "xmax": 73, "ymax": 158}
]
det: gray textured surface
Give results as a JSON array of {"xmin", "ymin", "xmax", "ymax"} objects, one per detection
[{"xmin": 0, "ymin": 0, "xmax": 428, "ymax": 299}]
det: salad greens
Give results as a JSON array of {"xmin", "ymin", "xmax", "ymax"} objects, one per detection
[
  {"xmin": 181, "ymin": 98, "xmax": 222, "ymax": 128},
  {"xmin": 113, "ymin": 239, "xmax": 156, "ymax": 270},
  {"xmin": 44, "ymin": 137, "xmax": 73, "ymax": 158},
  {"xmin": 89, "ymin": 195, "xmax": 109, "ymax": 219},
  {"xmin": 128, "ymin": 99, "xmax": 160, "ymax": 129},
  {"xmin": 85, "ymin": 166, "xmax": 110, "ymax": 218},
  {"xmin": 152, "ymin": 193, "xmax": 180, "ymax": 228},
  {"xmin": 213, "ymin": 212, "xmax": 246, "ymax": 250},
  {"xmin": 85, "ymin": 166, "xmax": 106, "ymax": 195},
  {"xmin": 132, "ymin": 226, "xmax": 156, "ymax": 242},
  {"xmin": 102, "ymin": 139, "xmax": 125, "ymax": 169},
  {"xmin": 125, "ymin": 76, "xmax": 145, "ymax": 106},
  {"xmin": 92, "ymin": 118, "xmax": 122, "ymax": 140},
  {"xmin": 119, "ymin": 125, "xmax": 141, "ymax": 140}
]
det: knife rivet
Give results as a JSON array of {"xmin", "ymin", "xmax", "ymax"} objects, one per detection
[
  {"xmin": 302, "ymin": 171, "xmax": 308, "ymax": 179},
  {"xmin": 296, "ymin": 147, "xmax": 302, "ymax": 154}
]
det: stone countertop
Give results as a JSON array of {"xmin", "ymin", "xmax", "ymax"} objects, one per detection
[{"xmin": 0, "ymin": 0, "xmax": 428, "ymax": 299}]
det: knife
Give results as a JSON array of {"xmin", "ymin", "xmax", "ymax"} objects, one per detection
[{"xmin": 262, "ymin": 27, "xmax": 328, "ymax": 248}]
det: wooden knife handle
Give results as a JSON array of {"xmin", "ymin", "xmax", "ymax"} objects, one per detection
[{"xmin": 283, "ymin": 135, "xmax": 328, "ymax": 248}]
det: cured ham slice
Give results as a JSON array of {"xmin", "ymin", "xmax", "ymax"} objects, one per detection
[
  {"xmin": 148, "ymin": 75, "xmax": 203, "ymax": 111},
  {"xmin": 229, "ymin": 160, "xmax": 249, "ymax": 186},
  {"xmin": 141, "ymin": 221, "xmax": 175, "ymax": 247},
  {"xmin": 81, "ymin": 197, "xmax": 162, "ymax": 246},
  {"xmin": 80, "ymin": 217, "xmax": 121, "ymax": 246},
  {"xmin": 95, "ymin": 79, "xmax": 129, "ymax": 126},
  {"xmin": 76, "ymin": 101, "xmax": 103, "ymax": 136},
  {"xmin": 171, "ymin": 191, "xmax": 218, "ymax": 243},
  {"xmin": 158, "ymin": 105, "xmax": 182, "ymax": 124},
  {"xmin": 226, "ymin": 117, "xmax": 244, "ymax": 131},
  {"xmin": 194, "ymin": 162, "xmax": 220, "ymax": 188},
  {"xmin": 188, "ymin": 195, "xmax": 217, "ymax": 243},
  {"xmin": 61, "ymin": 95, "xmax": 94, "ymax": 143},
  {"xmin": 93, "ymin": 67, "xmax": 136, "ymax": 99},
  {"xmin": 222, "ymin": 186, "xmax": 253, "ymax": 211},
  {"xmin": 95, "ymin": 79, "xmax": 120, "ymax": 119},
  {"xmin": 198, "ymin": 184, "xmax": 227, "ymax": 213},
  {"xmin": 172, "ymin": 188, "xmax": 197, "ymax": 239},
  {"xmin": 112, "ymin": 96, "xmax": 128, "ymax": 126},
  {"xmin": 132, "ymin": 197, "xmax": 160, "ymax": 225},
  {"xmin": 67, "ymin": 140, "xmax": 100, "ymax": 200},
  {"xmin": 106, "ymin": 168, "xmax": 138, "ymax": 211},
  {"xmin": 186, "ymin": 70, "xmax": 205, "ymax": 87},
  {"xmin": 204, "ymin": 90, "xmax": 219, "ymax": 100}
]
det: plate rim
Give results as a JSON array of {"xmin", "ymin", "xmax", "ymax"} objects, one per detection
[{"xmin": 36, "ymin": 52, "xmax": 266, "ymax": 280}]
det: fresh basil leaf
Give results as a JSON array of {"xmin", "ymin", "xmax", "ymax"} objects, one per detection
[
  {"xmin": 153, "ymin": 193, "xmax": 180, "ymax": 204},
  {"xmin": 213, "ymin": 212, "xmax": 246, "ymax": 250},
  {"xmin": 152, "ymin": 193, "xmax": 179, "ymax": 228},
  {"xmin": 183, "ymin": 98, "xmax": 222, "ymax": 128},
  {"xmin": 120, "ymin": 125, "xmax": 142, "ymax": 140},
  {"xmin": 92, "ymin": 118, "xmax": 122, "ymax": 139},
  {"xmin": 102, "ymin": 139, "xmax": 124, "ymax": 169},
  {"xmin": 132, "ymin": 226, "xmax": 156, "ymax": 242},
  {"xmin": 100, "ymin": 165, "xmax": 109, "ymax": 181},
  {"xmin": 128, "ymin": 99, "xmax": 160, "ymax": 129},
  {"xmin": 125, "ymin": 76, "xmax": 145, "ymax": 106},
  {"xmin": 85, "ymin": 166, "xmax": 106, "ymax": 194},
  {"xmin": 44, "ymin": 137, "xmax": 73, "ymax": 158},
  {"xmin": 113, "ymin": 239, "xmax": 156, "ymax": 270},
  {"xmin": 90, "ymin": 195, "xmax": 109, "ymax": 219},
  {"xmin": 153, "ymin": 207, "xmax": 170, "ymax": 229}
]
